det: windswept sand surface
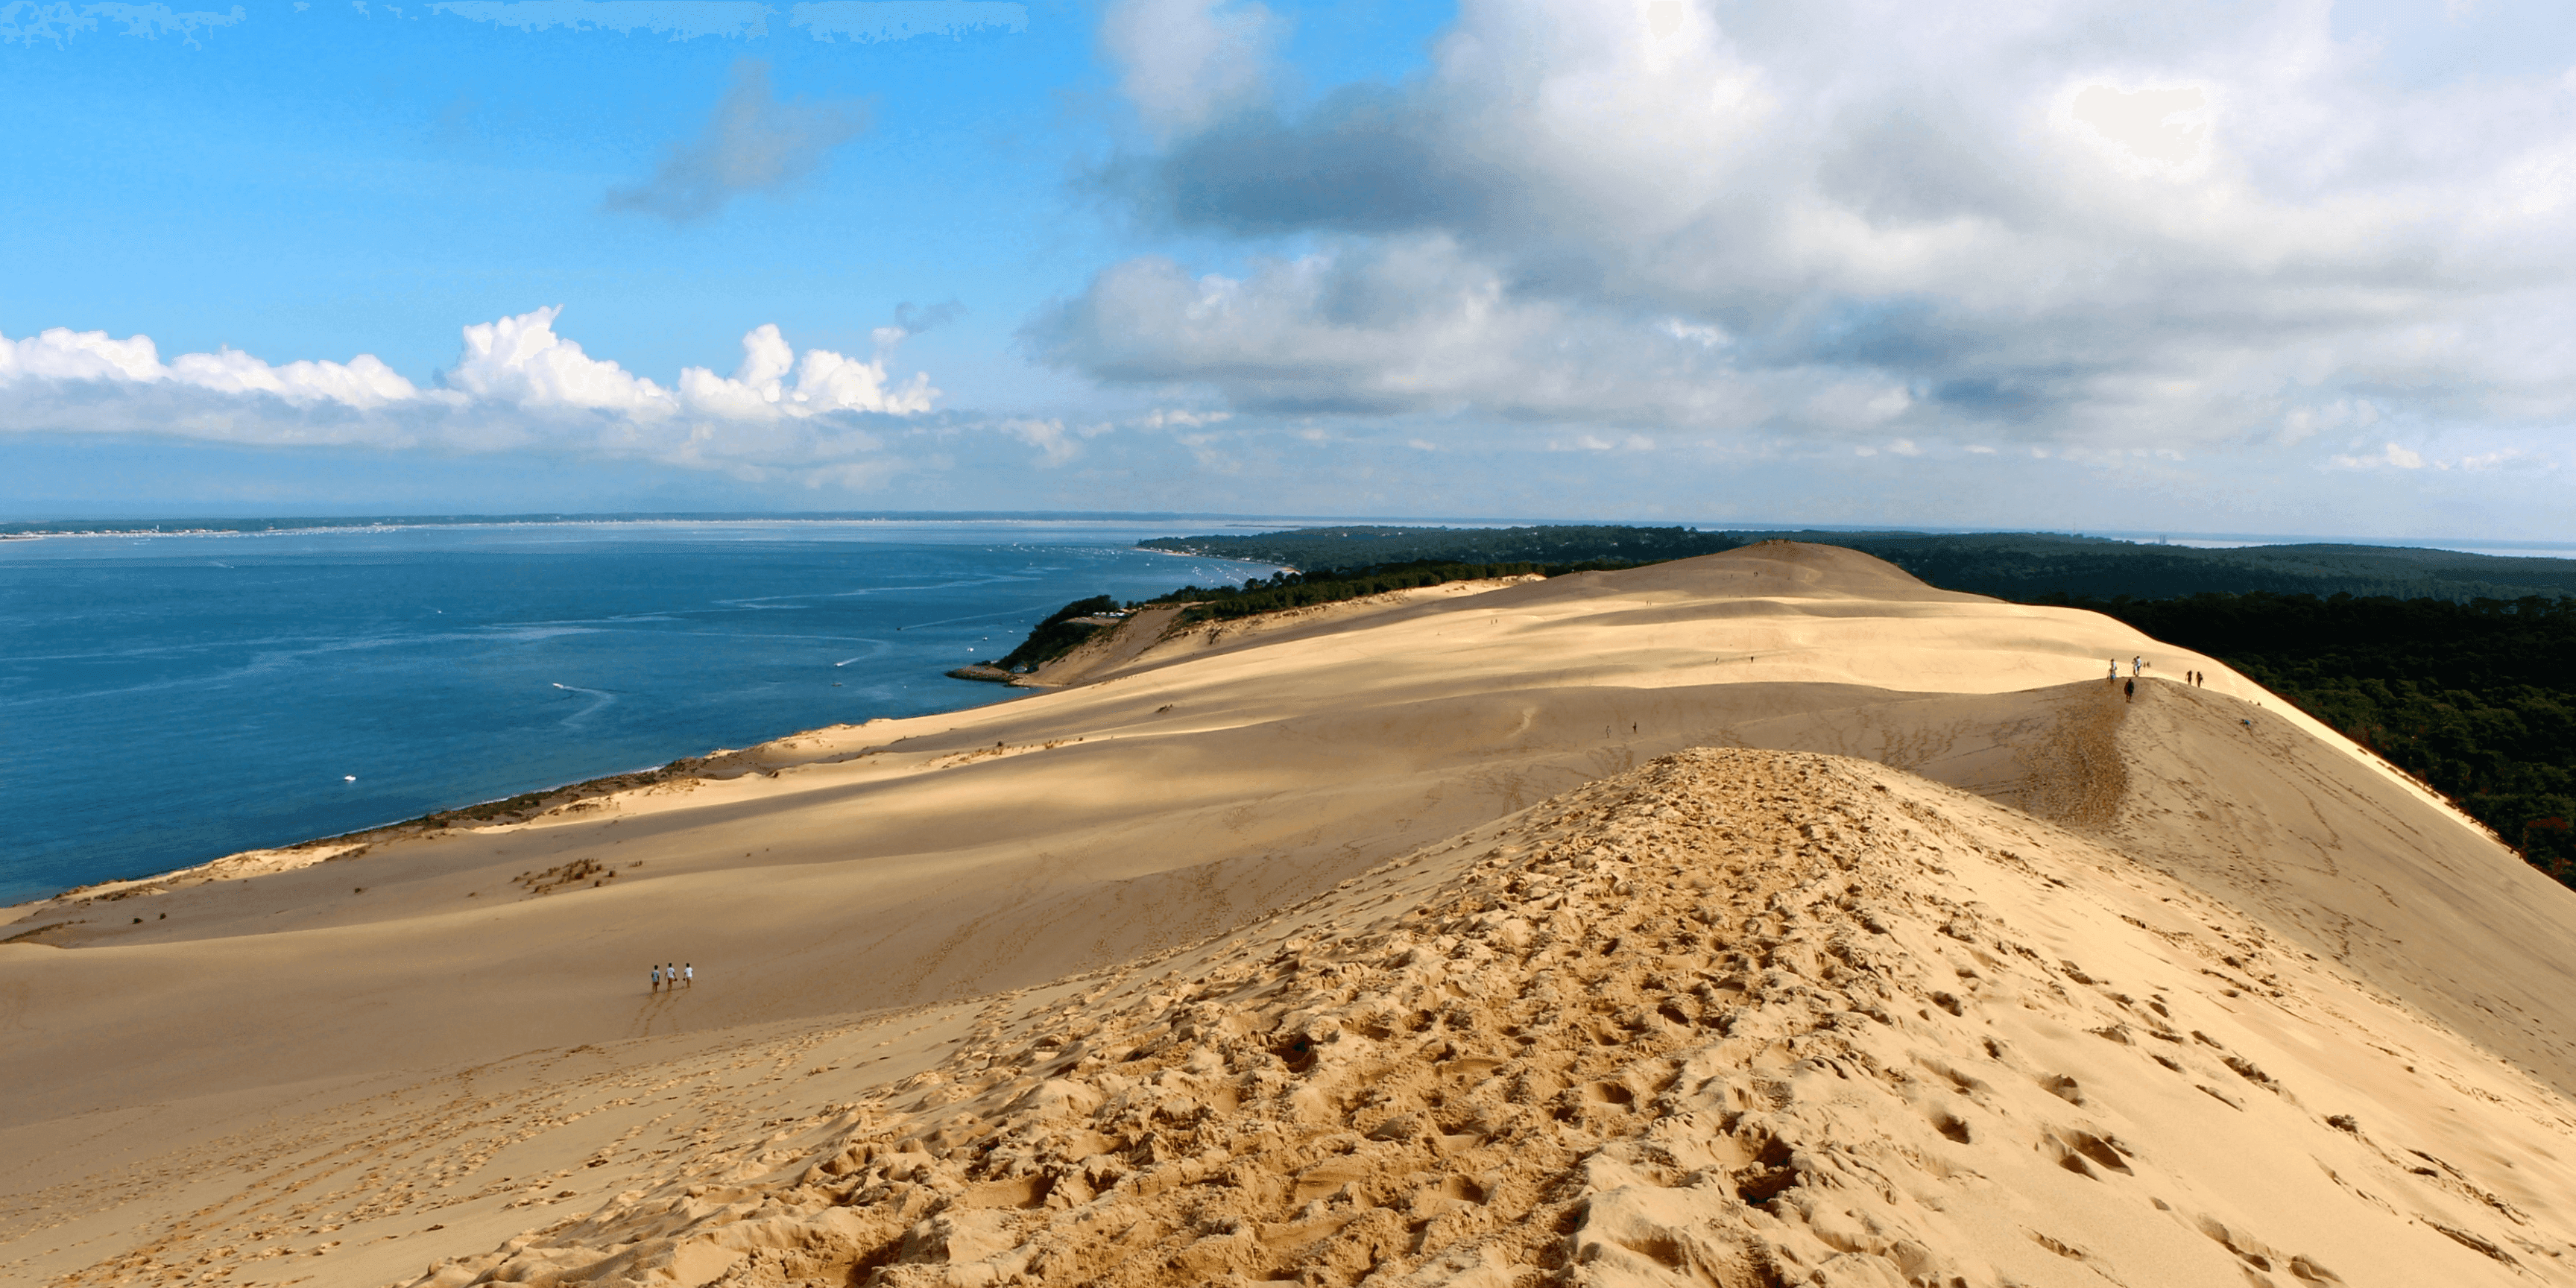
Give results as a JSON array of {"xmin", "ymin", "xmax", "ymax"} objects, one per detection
[{"xmin": 6, "ymin": 543, "xmax": 2576, "ymax": 1287}]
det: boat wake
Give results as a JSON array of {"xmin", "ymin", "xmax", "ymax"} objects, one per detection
[
  {"xmin": 549, "ymin": 682, "xmax": 619, "ymax": 729},
  {"xmin": 831, "ymin": 640, "xmax": 893, "ymax": 667}
]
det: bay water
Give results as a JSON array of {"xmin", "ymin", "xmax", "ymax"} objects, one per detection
[{"xmin": 0, "ymin": 520, "xmax": 1275, "ymax": 905}]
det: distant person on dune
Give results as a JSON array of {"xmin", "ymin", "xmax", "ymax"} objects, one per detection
[
  {"xmin": 2124, "ymin": 678, "xmax": 2135, "ymax": 703},
  {"xmin": 684, "ymin": 964, "xmax": 693, "ymax": 988},
  {"xmin": 2133, "ymin": 656, "xmax": 2144, "ymax": 678},
  {"xmin": 2107, "ymin": 660, "xmax": 2118, "ymax": 681},
  {"xmin": 650, "ymin": 964, "xmax": 661, "ymax": 993}
]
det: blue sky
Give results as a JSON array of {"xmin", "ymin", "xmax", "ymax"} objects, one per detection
[
  {"xmin": 4, "ymin": 0, "xmax": 2576, "ymax": 536},
  {"xmin": 7, "ymin": 1, "xmax": 1199, "ymax": 387}
]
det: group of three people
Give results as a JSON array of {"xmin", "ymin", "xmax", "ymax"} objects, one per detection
[{"xmin": 650, "ymin": 962, "xmax": 692, "ymax": 992}]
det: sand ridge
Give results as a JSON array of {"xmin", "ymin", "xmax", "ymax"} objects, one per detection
[{"xmin": 403, "ymin": 750, "xmax": 2576, "ymax": 1287}]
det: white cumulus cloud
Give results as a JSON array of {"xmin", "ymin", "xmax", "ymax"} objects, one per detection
[
  {"xmin": 0, "ymin": 307, "xmax": 941, "ymax": 479},
  {"xmin": 0, "ymin": 326, "xmax": 420, "ymax": 406}
]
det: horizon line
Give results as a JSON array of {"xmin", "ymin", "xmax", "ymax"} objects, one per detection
[{"xmin": 4, "ymin": 509, "xmax": 2573, "ymax": 555}]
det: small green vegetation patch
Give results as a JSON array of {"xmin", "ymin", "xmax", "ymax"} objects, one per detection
[
  {"xmin": 993, "ymin": 595, "xmax": 1123, "ymax": 672},
  {"xmin": 1136, "ymin": 559, "xmax": 1635, "ymax": 623}
]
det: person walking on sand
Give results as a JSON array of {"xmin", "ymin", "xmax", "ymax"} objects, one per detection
[
  {"xmin": 2108, "ymin": 660, "xmax": 2118, "ymax": 681},
  {"xmin": 650, "ymin": 963, "xmax": 661, "ymax": 993},
  {"xmin": 2124, "ymin": 678, "xmax": 2135, "ymax": 703},
  {"xmin": 2133, "ymin": 655, "xmax": 2144, "ymax": 678},
  {"xmin": 684, "ymin": 963, "xmax": 694, "ymax": 988}
]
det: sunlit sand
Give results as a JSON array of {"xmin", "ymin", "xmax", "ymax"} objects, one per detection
[{"xmin": 8, "ymin": 543, "xmax": 2574, "ymax": 1287}]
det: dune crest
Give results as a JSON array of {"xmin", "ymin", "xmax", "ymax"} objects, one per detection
[{"xmin": 411, "ymin": 750, "xmax": 2576, "ymax": 1288}]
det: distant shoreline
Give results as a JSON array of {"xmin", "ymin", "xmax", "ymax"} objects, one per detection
[
  {"xmin": 0, "ymin": 511, "xmax": 1371, "ymax": 539},
  {"xmin": 0, "ymin": 514, "xmax": 1289, "ymax": 540},
  {"xmin": 2, "ymin": 522, "xmax": 1288, "ymax": 909},
  {"xmin": 6, "ymin": 511, "xmax": 2574, "ymax": 558}
]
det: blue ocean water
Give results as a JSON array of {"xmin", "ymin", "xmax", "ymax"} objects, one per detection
[{"xmin": 0, "ymin": 520, "xmax": 1275, "ymax": 905}]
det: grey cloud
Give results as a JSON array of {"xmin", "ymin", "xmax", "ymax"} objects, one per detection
[
  {"xmin": 1023, "ymin": 235, "xmax": 1772, "ymax": 423},
  {"xmin": 605, "ymin": 60, "xmax": 867, "ymax": 223},
  {"xmin": 894, "ymin": 300, "xmax": 967, "ymax": 334},
  {"xmin": 1047, "ymin": 0, "xmax": 2576, "ymax": 454},
  {"xmin": 1811, "ymin": 103, "xmax": 2030, "ymax": 230},
  {"xmin": 1115, "ymin": 87, "xmax": 1482, "ymax": 236}
]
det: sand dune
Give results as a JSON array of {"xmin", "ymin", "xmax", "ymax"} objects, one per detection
[
  {"xmin": 408, "ymin": 749, "xmax": 2576, "ymax": 1287},
  {"xmin": 5, "ymin": 542, "xmax": 2574, "ymax": 1287}
]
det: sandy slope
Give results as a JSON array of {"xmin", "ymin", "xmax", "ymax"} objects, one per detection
[
  {"xmin": 406, "ymin": 749, "xmax": 2576, "ymax": 1288},
  {"xmin": 1015, "ymin": 578, "xmax": 1542, "ymax": 688},
  {"xmin": 5, "ymin": 542, "xmax": 2575, "ymax": 1287}
]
